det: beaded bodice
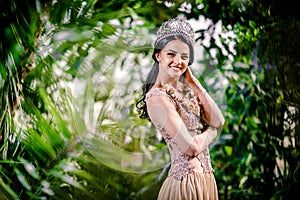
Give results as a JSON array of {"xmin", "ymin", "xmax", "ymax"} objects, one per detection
[{"xmin": 146, "ymin": 84, "xmax": 214, "ymax": 181}]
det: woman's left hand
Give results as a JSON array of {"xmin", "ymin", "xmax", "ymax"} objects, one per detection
[
  {"xmin": 184, "ymin": 67, "xmax": 196, "ymax": 85},
  {"xmin": 185, "ymin": 67, "xmax": 206, "ymax": 93}
]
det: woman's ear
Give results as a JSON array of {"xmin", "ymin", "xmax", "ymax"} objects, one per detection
[{"xmin": 155, "ymin": 53, "xmax": 160, "ymax": 62}]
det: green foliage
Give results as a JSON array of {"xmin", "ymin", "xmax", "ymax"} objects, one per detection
[{"xmin": 1, "ymin": 0, "xmax": 299, "ymax": 199}]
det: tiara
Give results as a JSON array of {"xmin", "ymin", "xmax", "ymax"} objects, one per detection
[{"xmin": 154, "ymin": 15, "xmax": 195, "ymax": 47}]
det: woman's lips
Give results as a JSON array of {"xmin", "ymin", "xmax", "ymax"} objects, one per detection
[{"xmin": 170, "ymin": 65, "xmax": 182, "ymax": 72}]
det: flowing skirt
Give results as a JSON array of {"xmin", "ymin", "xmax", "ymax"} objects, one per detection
[{"xmin": 157, "ymin": 172, "xmax": 218, "ymax": 200}]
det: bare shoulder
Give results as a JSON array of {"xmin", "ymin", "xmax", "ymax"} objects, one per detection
[{"xmin": 146, "ymin": 88, "xmax": 175, "ymax": 106}]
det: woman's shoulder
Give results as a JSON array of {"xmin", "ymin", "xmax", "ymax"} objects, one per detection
[
  {"xmin": 146, "ymin": 87, "xmax": 167, "ymax": 99},
  {"xmin": 145, "ymin": 87, "xmax": 175, "ymax": 104}
]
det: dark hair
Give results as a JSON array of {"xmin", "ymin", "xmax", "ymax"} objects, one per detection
[{"xmin": 136, "ymin": 35, "xmax": 194, "ymax": 120}]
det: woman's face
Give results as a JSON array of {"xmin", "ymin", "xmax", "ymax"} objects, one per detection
[{"xmin": 156, "ymin": 39, "xmax": 190, "ymax": 79}]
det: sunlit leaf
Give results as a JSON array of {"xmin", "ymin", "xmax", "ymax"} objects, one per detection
[
  {"xmin": 21, "ymin": 158, "xmax": 39, "ymax": 179},
  {"xmin": 41, "ymin": 180, "xmax": 54, "ymax": 196},
  {"xmin": 15, "ymin": 168, "xmax": 31, "ymax": 191},
  {"xmin": 224, "ymin": 145, "xmax": 232, "ymax": 156}
]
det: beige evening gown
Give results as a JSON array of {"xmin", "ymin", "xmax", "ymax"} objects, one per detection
[{"xmin": 146, "ymin": 85, "xmax": 219, "ymax": 200}]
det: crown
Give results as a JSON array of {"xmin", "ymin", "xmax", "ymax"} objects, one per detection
[{"xmin": 154, "ymin": 15, "xmax": 195, "ymax": 47}]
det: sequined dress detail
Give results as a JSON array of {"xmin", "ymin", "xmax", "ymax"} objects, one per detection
[{"xmin": 146, "ymin": 85, "xmax": 215, "ymax": 181}]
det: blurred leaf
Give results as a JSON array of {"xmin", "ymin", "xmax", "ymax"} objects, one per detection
[
  {"xmin": 21, "ymin": 158, "xmax": 39, "ymax": 179},
  {"xmin": 15, "ymin": 168, "xmax": 31, "ymax": 191},
  {"xmin": 224, "ymin": 145, "xmax": 232, "ymax": 156}
]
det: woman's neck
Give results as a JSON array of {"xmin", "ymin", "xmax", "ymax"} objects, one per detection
[
  {"xmin": 155, "ymin": 69, "xmax": 180, "ymax": 88},
  {"xmin": 155, "ymin": 76, "xmax": 178, "ymax": 89}
]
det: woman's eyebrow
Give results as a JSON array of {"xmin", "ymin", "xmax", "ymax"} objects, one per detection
[{"xmin": 165, "ymin": 49, "xmax": 189, "ymax": 55}]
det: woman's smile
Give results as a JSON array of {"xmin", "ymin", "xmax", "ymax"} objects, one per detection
[{"xmin": 170, "ymin": 65, "xmax": 182, "ymax": 72}]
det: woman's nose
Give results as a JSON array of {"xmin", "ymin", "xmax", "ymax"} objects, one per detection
[{"xmin": 173, "ymin": 54, "xmax": 182, "ymax": 64}]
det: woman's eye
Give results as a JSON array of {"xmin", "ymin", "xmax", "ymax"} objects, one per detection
[{"xmin": 165, "ymin": 52, "xmax": 189, "ymax": 60}]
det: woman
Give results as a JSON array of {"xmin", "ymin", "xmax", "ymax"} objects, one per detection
[{"xmin": 136, "ymin": 15, "xmax": 225, "ymax": 200}]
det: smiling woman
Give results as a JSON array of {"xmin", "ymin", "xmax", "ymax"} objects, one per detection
[{"xmin": 136, "ymin": 15, "xmax": 225, "ymax": 200}]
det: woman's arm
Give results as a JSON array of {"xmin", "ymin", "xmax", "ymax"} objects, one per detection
[
  {"xmin": 185, "ymin": 68, "xmax": 225, "ymax": 128},
  {"xmin": 146, "ymin": 93, "xmax": 217, "ymax": 157}
]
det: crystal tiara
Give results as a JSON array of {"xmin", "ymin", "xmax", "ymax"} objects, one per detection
[{"xmin": 154, "ymin": 15, "xmax": 195, "ymax": 47}]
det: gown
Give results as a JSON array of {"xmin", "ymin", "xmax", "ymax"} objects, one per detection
[{"xmin": 145, "ymin": 84, "xmax": 218, "ymax": 200}]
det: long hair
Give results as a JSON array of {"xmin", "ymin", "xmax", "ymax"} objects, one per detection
[{"xmin": 136, "ymin": 35, "xmax": 194, "ymax": 120}]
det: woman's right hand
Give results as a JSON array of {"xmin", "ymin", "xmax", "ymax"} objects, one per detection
[{"xmin": 188, "ymin": 126, "xmax": 217, "ymax": 157}]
